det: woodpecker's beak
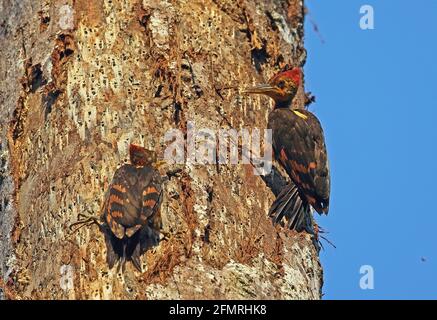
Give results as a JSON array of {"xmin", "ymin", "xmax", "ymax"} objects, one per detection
[{"xmin": 244, "ymin": 84, "xmax": 279, "ymax": 96}]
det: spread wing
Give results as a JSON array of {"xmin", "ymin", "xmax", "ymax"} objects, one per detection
[
  {"xmin": 269, "ymin": 108, "xmax": 330, "ymax": 214},
  {"xmin": 102, "ymin": 165, "xmax": 162, "ymax": 239}
]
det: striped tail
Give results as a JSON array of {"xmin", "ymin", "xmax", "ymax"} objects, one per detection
[{"xmin": 269, "ymin": 183, "xmax": 314, "ymax": 234}]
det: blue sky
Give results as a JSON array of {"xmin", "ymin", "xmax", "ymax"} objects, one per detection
[{"xmin": 304, "ymin": 0, "xmax": 437, "ymax": 299}]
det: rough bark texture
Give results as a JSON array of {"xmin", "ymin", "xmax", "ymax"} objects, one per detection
[{"xmin": 0, "ymin": 0, "xmax": 322, "ymax": 299}]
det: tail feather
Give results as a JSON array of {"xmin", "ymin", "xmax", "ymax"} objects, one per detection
[
  {"xmin": 130, "ymin": 243, "xmax": 142, "ymax": 272},
  {"xmin": 286, "ymin": 190, "xmax": 303, "ymax": 227},
  {"xmin": 101, "ymin": 224, "xmax": 121, "ymax": 269},
  {"xmin": 269, "ymin": 183, "xmax": 314, "ymax": 234},
  {"xmin": 101, "ymin": 222, "xmax": 159, "ymax": 272},
  {"xmin": 270, "ymin": 187, "xmax": 298, "ymax": 224},
  {"xmin": 139, "ymin": 224, "xmax": 160, "ymax": 255}
]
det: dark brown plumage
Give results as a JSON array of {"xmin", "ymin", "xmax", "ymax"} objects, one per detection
[
  {"xmin": 70, "ymin": 144, "xmax": 164, "ymax": 272},
  {"xmin": 100, "ymin": 144, "xmax": 164, "ymax": 272},
  {"xmin": 246, "ymin": 68, "xmax": 330, "ymax": 233},
  {"xmin": 269, "ymin": 108, "xmax": 330, "ymax": 214}
]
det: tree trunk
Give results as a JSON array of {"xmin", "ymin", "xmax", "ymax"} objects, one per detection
[{"xmin": 0, "ymin": 0, "xmax": 322, "ymax": 299}]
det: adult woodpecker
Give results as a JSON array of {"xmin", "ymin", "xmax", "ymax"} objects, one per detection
[
  {"xmin": 245, "ymin": 68, "xmax": 330, "ymax": 234},
  {"xmin": 71, "ymin": 144, "xmax": 164, "ymax": 272}
]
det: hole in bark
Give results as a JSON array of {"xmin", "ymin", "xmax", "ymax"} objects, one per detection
[
  {"xmin": 251, "ymin": 39, "xmax": 269, "ymax": 72},
  {"xmin": 173, "ymin": 101, "xmax": 182, "ymax": 124},
  {"xmin": 38, "ymin": 11, "xmax": 50, "ymax": 32},
  {"xmin": 193, "ymin": 84, "xmax": 203, "ymax": 98},
  {"xmin": 65, "ymin": 49, "xmax": 74, "ymax": 57},
  {"xmin": 11, "ymin": 97, "xmax": 25, "ymax": 141},
  {"xmin": 265, "ymin": 11, "xmax": 279, "ymax": 31},
  {"xmin": 29, "ymin": 63, "xmax": 47, "ymax": 93},
  {"xmin": 139, "ymin": 14, "xmax": 150, "ymax": 29},
  {"xmin": 275, "ymin": 54, "xmax": 285, "ymax": 68},
  {"xmin": 201, "ymin": 224, "xmax": 211, "ymax": 243},
  {"xmin": 42, "ymin": 89, "xmax": 61, "ymax": 121},
  {"xmin": 206, "ymin": 186, "xmax": 213, "ymax": 203}
]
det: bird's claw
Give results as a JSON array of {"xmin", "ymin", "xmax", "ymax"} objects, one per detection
[{"xmin": 69, "ymin": 213, "xmax": 101, "ymax": 234}]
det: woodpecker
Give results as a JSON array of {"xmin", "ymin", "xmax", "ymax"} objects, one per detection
[
  {"xmin": 71, "ymin": 144, "xmax": 164, "ymax": 272},
  {"xmin": 245, "ymin": 68, "xmax": 330, "ymax": 234}
]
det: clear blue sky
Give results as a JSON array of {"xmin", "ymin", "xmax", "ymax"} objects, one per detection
[{"xmin": 304, "ymin": 0, "xmax": 437, "ymax": 299}]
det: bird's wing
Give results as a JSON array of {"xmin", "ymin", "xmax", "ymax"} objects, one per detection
[
  {"xmin": 140, "ymin": 169, "xmax": 163, "ymax": 222},
  {"xmin": 269, "ymin": 108, "xmax": 330, "ymax": 214},
  {"xmin": 102, "ymin": 165, "xmax": 144, "ymax": 239}
]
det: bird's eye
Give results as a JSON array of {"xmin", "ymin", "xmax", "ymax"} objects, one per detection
[{"xmin": 278, "ymin": 80, "xmax": 285, "ymax": 89}]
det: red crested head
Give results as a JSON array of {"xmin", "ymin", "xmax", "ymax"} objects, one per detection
[
  {"xmin": 272, "ymin": 67, "xmax": 301, "ymax": 86},
  {"xmin": 245, "ymin": 67, "xmax": 302, "ymax": 108}
]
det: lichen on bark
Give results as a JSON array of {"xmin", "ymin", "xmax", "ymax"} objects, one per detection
[{"xmin": 0, "ymin": 0, "xmax": 322, "ymax": 299}]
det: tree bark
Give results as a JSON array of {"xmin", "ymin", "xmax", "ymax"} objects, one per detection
[{"xmin": 0, "ymin": 0, "xmax": 322, "ymax": 299}]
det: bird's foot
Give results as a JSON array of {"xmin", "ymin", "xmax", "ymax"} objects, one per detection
[
  {"xmin": 69, "ymin": 213, "xmax": 101, "ymax": 234},
  {"xmin": 313, "ymin": 224, "xmax": 336, "ymax": 250}
]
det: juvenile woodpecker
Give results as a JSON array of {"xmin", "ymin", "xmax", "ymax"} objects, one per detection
[
  {"xmin": 246, "ymin": 68, "xmax": 330, "ymax": 233},
  {"xmin": 101, "ymin": 144, "xmax": 164, "ymax": 272},
  {"xmin": 71, "ymin": 144, "xmax": 164, "ymax": 272}
]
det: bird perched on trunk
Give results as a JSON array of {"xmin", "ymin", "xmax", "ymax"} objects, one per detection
[
  {"xmin": 70, "ymin": 144, "xmax": 165, "ymax": 272},
  {"xmin": 245, "ymin": 67, "xmax": 330, "ymax": 234}
]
